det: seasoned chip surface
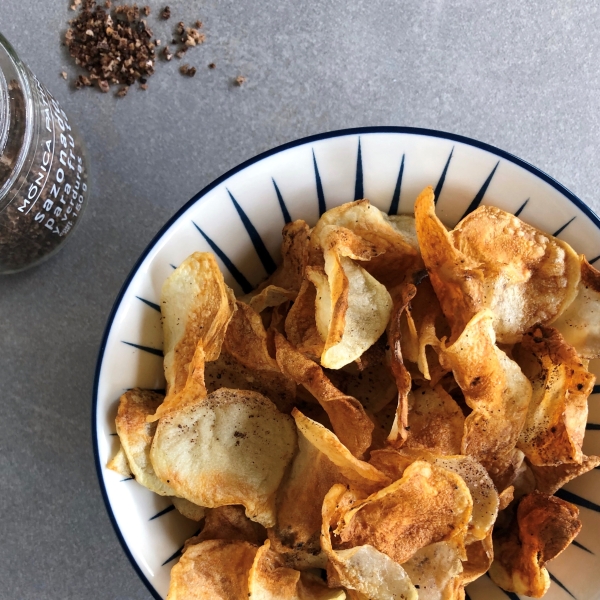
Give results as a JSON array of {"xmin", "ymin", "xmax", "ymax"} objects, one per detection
[
  {"xmin": 150, "ymin": 388, "xmax": 297, "ymax": 527},
  {"xmin": 166, "ymin": 539, "xmax": 257, "ymax": 600}
]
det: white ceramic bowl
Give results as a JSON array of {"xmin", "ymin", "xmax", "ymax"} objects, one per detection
[{"xmin": 93, "ymin": 127, "xmax": 600, "ymax": 600}]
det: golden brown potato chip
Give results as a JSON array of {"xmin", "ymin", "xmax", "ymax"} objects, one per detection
[
  {"xmin": 162, "ymin": 252, "xmax": 236, "ymax": 396},
  {"xmin": 204, "ymin": 349, "xmax": 296, "ymax": 414},
  {"xmin": 112, "ymin": 388, "xmax": 176, "ymax": 495},
  {"xmin": 461, "ymin": 531, "xmax": 493, "ymax": 585},
  {"xmin": 554, "ymin": 256, "xmax": 600, "ymax": 358},
  {"xmin": 529, "ymin": 454, "xmax": 600, "ymax": 495},
  {"xmin": 167, "ymin": 539, "xmax": 257, "ymax": 600},
  {"xmin": 401, "ymin": 278, "xmax": 449, "ymax": 383},
  {"xmin": 439, "ymin": 309, "xmax": 532, "ymax": 483},
  {"xmin": 403, "ymin": 385, "xmax": 464, "ymax": 456},
  {"xmin": 149, "ymin": 340, "xmax": 208, "ymax": 421},
  {"xmin": 248, "ymin": 540, "xmax": 346, "ymax": 600},
  {"xmin": 274, "ymin": 332, "xmax": 374, "ymax": 458},
  {"xmin": 516, "ymin": 326, "xmax": 595, "ymax": 466},
  {"xmin": 259, "ymin": 220, "xmax": 311, "ymax": 293},
  {"xmin": 150, "ymin": 388, "xmax": 297, "ymax": 527},
  {"xmin": 271, "ymin": 409, "xmax": 390, "ymax": 568},
  {"xmin": 247, "ymin": 285, "xmax": 298, "ymax": 314},
  {"xmin": 386, "ymin": 284, "xmax": 416, "ymax": 446},
  {"xmin": 322, "ymin": 484, "xmax": 418, "ymax": 600},
  {"xmin": 326, "ymin": 357, "xmax": 397, "ymax": 415},
  {"xmin": 172, "ymin": 497, "xmax": 206, "ymax": 522},
  {"xmin": 225, "ymin": 300, "xmax": 280, "ymax": 373},
  {"xmin": 498, "ymin": 486, "xmax": 515, "ymax": 511},
  {"xmin": 284, "ymin": 278, "xmax": 325, "ymax": 361},
  {"xmin": 415, "ymin": 187, "xmax": 581, "ymax": 344},
  {"xmin": 309, "ymin": 225, "xmax": 393, "ymax": 369},
  {"xmin": 369, "ymin": 449, "xmax": 497, "ymax": 544},
  {"xmin": 489, "ymin": 492, "xmax": 581, "ymax": 598},
  {"xmin": 311, "ymin": 200, "xmax": 422, "ymax": 288},
  {"xmin": 106, "ymin": 445, "xmax": 132, "ymax": 477},
  {"xmin": 432, "ymin": 455, "xmax": 498, "ymax": 543},
  {"xmin": 414, "ymin": 187, "xmax": 484, "ymax": 342},
  {"xmin": 402, "ymin": 541, "xmax": 464, "ymax": 599},
  {"xmin": 184, "ymin": 505, "xmax": 267, "ymax": 550},
  {"xmin": 335, "ymin": 461, "xmax": 472, "ymax": 564}
]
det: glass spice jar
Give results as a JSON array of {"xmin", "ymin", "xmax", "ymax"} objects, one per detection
[{"xmin": 0, "ymin": 32, "xmax": 90, "ymax": 274}]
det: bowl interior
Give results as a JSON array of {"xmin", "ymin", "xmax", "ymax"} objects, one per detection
[{"xmin": 94, "ymin": 128, "xmax": 600, "ymax": 600}]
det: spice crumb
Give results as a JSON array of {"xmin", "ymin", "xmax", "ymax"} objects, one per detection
[
  {"xmin": 104, "ymin": 0, "xmax": 111, "ymax": 7},
  {"xmin": 140, "ymin": 83, "xmax": 148, "ymax": 90},
  {"xmin": 142, "ymin": 5, "xmax": 150, "ymax": 16},
  {"xmin": 208, "ymin": 62, "xmax": 216, "ymax": 69},
  {"xmin": 70, "ymin": 0, "xmax": 81, "ymax": 10},
  {"xmin": 195, "ymin": 20, "xmax": 203, "ymax": 28},
  {"xmin": 60, "ymin": 71, "xmax": 68, "ymax": 80},
  {"xmin": 162, "ymin": 46, "xmax": 173, "ymax": 60},
  {"xmin": 175, "ymin": 48, "xmax": 187, "ymax": 59},
  {"xmin": 179, "ymin": 64, "xmax": 197, "ymax": 77},
  {"xmin": 235, "ymin": 75, "xmax": 246, "ymax": 86},
  {"xmin": 155, "ymin": 39, "xmax": 161, "ymax": 46},
  {"xmin": 98, "ymin": 80, "xmax": 110, "ymax": 93},
  {"xmin": 116, "ymin": 86, "xmax": 129, "ymax": 97},
  {"xmin": 175, "ymin": 21, "xmax": 185, "ymax": 35},
  {"xmin": 161, "ymin": 5, "xmax": 171, "ymax": 20}
]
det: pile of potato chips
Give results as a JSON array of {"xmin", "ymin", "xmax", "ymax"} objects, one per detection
[{"xmin": 109, "ymin": 186, "xmax": 600, "ymax": 599}]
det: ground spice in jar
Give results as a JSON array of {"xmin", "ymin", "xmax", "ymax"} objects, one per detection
[{"xmin": 0, "ymin": 35, "xmax": 90, "ymax": 273}]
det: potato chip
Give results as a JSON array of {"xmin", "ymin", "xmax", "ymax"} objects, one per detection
[
  {"xmin": 261, "ymin": 220, "xmax": 311, "ymax": 293},
  {"xmin": 148, "ymin": 340, "xmax": 208, "ymax": 421},
  {"xmin": 386, "ymin": 284, "xmax": 416, "ymax": 446},
  {"xmin": 271, "ymin": 409, "xmax": 390, "ymax": 568},
  {"xmin": 403, "ymin": 385, "xmax": 464, "ymax": 455},
  {"xmin": 498, "ymin": 486, "xmax": 515, "ymax": 511},
  {"xmin": 172, "ymin": 497, "xmax": 206, "ymax": 522},
  {"xmin": 162, "ymin": 252, "xmax": 236, "ymax": 396},
  {"xmin": 106, "ymin": 444, "xmax": 132, "ymax": 477},
  {"xmin": 415, "ymin": 187, "xmax": 581, "ymax": 344},
  {"xmin": 248, "ymin": 285, "xmax": 298, "ymax": 314},
  {"xmin": 166, "ymin": 539, "xmax": 257, "ymax": 600},
  {"xmin": 368, "ymin": 449, "xmax": 497, "ymax": 544},
  {"xmin": 319, "ymin": 230, "xmax": 393, "ymax": 370},
  {"xmin": 554, "ymin": 257, "xmax": 600, "ymax": 358},
  {"xmin": 461, "ymin": 531, "xmax": 493, "ymax": 585},
  {"xmin": 112, "ymin": 388, "xmax": 176, "ymax": 495},
  {"xmin": 335, "ymin": 460, "xmax": 472, "ymax": 564},
  {"xmin": 516, "ymin": 326, "xmax": 595, "ymax": 466},
  {"xmin": 225, "ymin": 300, "xmax": 281, "ymax": 373},
  {"xmin": 402, "ymin": 541, "xmax": 464, "ymax": 600},
  {"xmin": 401, "ymin": 277, "xmax": 449, "ymax": 382},
  {"xmin": 274, "ymin": 332, "xmax": 374, "ymax": 458},
  {"xmin": 204, "ymin": 349, "xmax": 296, "ymax": 414},
  {"xmin": 489, "ymin": 492, "xmax": 581, "ymax": 598},
  {"xmin": 310, "ymin": 200, "xmax": 422, "ymax": 288},
  {"xmin": 433, "ymin": 455, "xmax": 498, "ymax": 543},
  {"xmin": 322, "ymin": 484, "xmax": 418, "ymax": 600},
  {"xmin": 529, "ymin": 454, "xmax": 600, "ymax": 494},
  {"xmin": 326, "ymin": 356, "xmax": 397, "ymax": 415},
  {"xmin": 248, "ymin": 540, "xmax": 346, "ymax": 600},
  {"xmin": 285, "ymin": 278, "xmax": 325, "ymax": 361},
  {"xmin": 184, "ymin": 505, "xmax": 267, "ymax": 550},
  {"xmin": 439, "ymin": 309, "xmax": 532, "ymax": 484},
  {"xmin": 150, "ymin": 388, "xmax": 297, "ymax": 527}
]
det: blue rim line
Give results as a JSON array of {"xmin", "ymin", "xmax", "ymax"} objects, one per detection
[{"xmin": 91, "ymin": 125, "xmax": 600, "ymax": 600}]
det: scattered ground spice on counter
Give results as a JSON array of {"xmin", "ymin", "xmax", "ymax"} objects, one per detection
[
  {"xmin": 63, "ymin": 1, "xmax": 246, "ymax": 95},
  {"xmin": 65, "ymin": 0, "xmax": 156, "ymax": 92}
]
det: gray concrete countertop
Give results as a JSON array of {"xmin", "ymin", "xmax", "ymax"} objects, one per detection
[{"xmin": 1, "ymin": 1, "xmax": 600, "ymax": 598}]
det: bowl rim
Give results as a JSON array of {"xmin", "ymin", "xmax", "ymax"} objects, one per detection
[{"xmin": 91, "ymin": 125, "xmax": 600, "ymax": 599}]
